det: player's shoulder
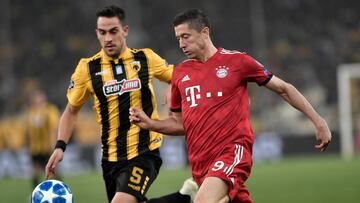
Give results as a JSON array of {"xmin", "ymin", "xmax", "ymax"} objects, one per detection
[
  {"xmin": 71, "ymin": 52, "xmax": 102, "ymax": 77},
  {"xmin": 218, "ymin": 48, "xmax": 248, "ymax": 57},
  {"xmin": 177, "ymin": 58, "xmax": 197, "ymax": 67},
  {"xmin": 78, "ymin": 51, "xmax": 102, "ymax": 66},
  {"xmin": 129, "ymin": 48, "xmax": 166, "ymax": 62},
  {"xmin": 46, "ymin": 103, "xmax": 59, "ymax": 112},
  {"xmin": 174, "ymin": 59, "xmax": 195, "ymax": 76},
  {"xmin": 129, "ymin": 48, "xmax": 169, "ymax": 68},
  {"xmin": 46, "ymin": 102, "xmax": 58, "ymax": 109},
  {"xmin": 130, "ymin": 47, "xmax": 155, "ymax": 56},
  {"xmin": 218, "ymin": 48, "xmax": 257, "ymax": 65},
  {"xmin": 173, "ymin": 60, "xmax": 194, "ymax": 81}
]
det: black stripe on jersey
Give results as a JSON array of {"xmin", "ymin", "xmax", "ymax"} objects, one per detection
[
  {"xmin": 111, "ymin": 60, "xmax": 129, "ymax": 159},
  {"xmin": 134, "ymin": 51, "xmax": 152, "ymax": 153},
  {"xmin": 89, "ymin": 58, "xmax": 110, "ymax": 157}
]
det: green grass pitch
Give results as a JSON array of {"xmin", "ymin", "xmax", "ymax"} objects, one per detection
[{"xmin": 0, "ymin": 155, "xmax": 359, "ymax": 203}]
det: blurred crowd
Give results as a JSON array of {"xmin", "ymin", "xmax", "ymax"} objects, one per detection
[{"xmin": 0, "ymin": 0, "xmax": 359, "ymax": 176}]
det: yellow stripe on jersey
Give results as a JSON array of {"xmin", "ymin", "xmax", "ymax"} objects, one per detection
[
  {"xmin": 127, "ymin": 53, "xmax": 141, "ymax": 159},
  {"xmin": 67, "ymin": 48, "xmax": 172, "ymax": 161}
]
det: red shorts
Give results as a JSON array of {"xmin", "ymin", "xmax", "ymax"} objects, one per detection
[{"xmin": 193, "ymin": 144, "xmax": 253, "ymax": 203}]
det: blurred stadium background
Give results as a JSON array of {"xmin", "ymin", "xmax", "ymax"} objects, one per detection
[{"xmin": 0, "ymin": 0, "xmax": 359, "ymax": 202}]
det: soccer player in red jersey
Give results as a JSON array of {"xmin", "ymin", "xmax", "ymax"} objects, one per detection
[{"xmin": 130, "ymin": 9, "xmax": 331, "ymax": 203}]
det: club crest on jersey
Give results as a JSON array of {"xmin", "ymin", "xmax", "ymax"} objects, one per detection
[
  {"xmin": 103, "ymin": 78, "xmax": 141, "ymax": 96},
  {"xmin": 216, "ymin": 66, "xmax": 229, "ymax": 78},
  {"xmin": 130, "ymin": 61, "xmax": 141, "ymax": 71}
]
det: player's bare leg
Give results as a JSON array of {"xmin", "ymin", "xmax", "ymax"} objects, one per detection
[
  {"xmin": 111, "ymin": 192, "xmax": 138, "ymax": 203},
  {"xmin": 194, "ymin": 177, "xmax": 229, "ymax": 203}
]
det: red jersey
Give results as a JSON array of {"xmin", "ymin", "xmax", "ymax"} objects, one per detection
[{"xmin": 171, "ymin": 48, "xmax": 272, "ymax": 178}]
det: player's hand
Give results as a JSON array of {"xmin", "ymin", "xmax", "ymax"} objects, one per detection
[
  {"xmin": 45, "ymin": 149, "xmax": 64, "ymax": 179},
  {"xmin": 314, "ymin": 119, "xmax": 332, "ymax": 151},
  {"xmin": 129, "ymin": 107, "xmax": 153, "ymax": 130}
]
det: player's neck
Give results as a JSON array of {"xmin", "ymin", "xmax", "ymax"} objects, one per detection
[{"xmin": 197, "ymin": 43, "xmax": 217, "ymax": 62}]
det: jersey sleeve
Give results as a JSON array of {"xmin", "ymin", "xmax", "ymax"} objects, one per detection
[
  {"xmin": 240, "ymin": 54, "xmax": 273, "ymax": 86},
  {"xmin": 170, "ymin": 69, "xmax": 182, "ymax": 112},
  {"xmin": 148, "ymin": 49, "xmax": 173, "ymax": 83},
  {"xmin": 67, "ymin": 59, "xmax": 91, "ymax": 107}
]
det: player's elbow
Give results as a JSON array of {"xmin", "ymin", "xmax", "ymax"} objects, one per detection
[{"xmin": 66, "ymin": 104, "xmax": 81, "ymax": 115}]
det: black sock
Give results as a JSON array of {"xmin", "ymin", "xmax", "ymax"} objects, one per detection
[{"xmin": 147, "ymin": 192, "xmax": 190, "ymax": 203}]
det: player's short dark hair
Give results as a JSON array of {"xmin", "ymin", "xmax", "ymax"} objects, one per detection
[
  {"xmin": 96, "ymin": 5, "xmax": 126, "ymax": 26},
  {"xmin": 173, "ymin": 9, "xmax": 211, "ymax": 32}
]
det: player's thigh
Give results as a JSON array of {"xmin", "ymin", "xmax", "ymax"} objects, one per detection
[
  {"xmin": 111, "ymin": 192, "xmax": 138, "ymax": 203},
  {"xmin": 206, "ymin": 144, "xmax": 252, "ymax": 202},
  {"xmin": 195, "ymin": 176, "xmax": 229, "ymax": 203}
]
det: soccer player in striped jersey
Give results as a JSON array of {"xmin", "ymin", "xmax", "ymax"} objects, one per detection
[
  {"xmin": 26, "ymin": 90, "xmax": 60, "ymax": 188},
  {"xmin": 45, "ymin": 5, "xmax": 196, "ymax": 203},
  {"xmin": 130, "ymin": 9, "xmax": 332, "ymax": 203}
]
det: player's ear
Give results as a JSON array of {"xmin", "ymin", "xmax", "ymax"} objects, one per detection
[
  {"xmin": 122, "ymin": 25, "xmax": 129, "ymax": 37},
  {"xmin": 95, "ymin": 28, "xmax": 101, "ymax": 39},
  {"xmin": 201, "ymin": 27, "xmax": 210, "ymax": 36}
]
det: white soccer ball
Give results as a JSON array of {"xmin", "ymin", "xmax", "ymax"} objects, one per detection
[{"xmin": 31, "ymin": 179, "xmax": 73, "ymax": 203}]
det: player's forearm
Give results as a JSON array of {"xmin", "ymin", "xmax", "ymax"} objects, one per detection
[
  {"xmin": 280, "ymin": 83, "xmax": 326, "ymax": 127},
  {"xmin": 149, "ymin": 118, "xmax": 184, "ymax": 135},
  {"xmin": 57, "ymin": 104, "xmax": 79, "ymax": 143}
]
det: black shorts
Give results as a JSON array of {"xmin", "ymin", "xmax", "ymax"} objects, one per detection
[
  {"xmin": 101, "ymin": 149, "xmax": 162, "ymax": 202},
  {"xmin": 31, "ymin": 154, "xmax": 50, "ymax": 167}
]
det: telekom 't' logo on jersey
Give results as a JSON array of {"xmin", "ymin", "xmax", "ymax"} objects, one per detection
[
  {"xmin": 185, "ymin": 85, "xmax": 224, "ymax": 108},
  {"xmin": 186, "ymin": 85, "xmax": 201, "ymax": 107}
]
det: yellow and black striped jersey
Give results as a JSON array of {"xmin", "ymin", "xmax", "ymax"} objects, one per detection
[
  {"xmin": 1, "ymin": 115, "xmax": 26, "ymax": 151},
  {"xmin": 67, "ymin": 48, "xmax": 173, "ymax": 162},
  {"xmin": 26, "ymin": 103, "xmax": 59, "ymax": 155}
]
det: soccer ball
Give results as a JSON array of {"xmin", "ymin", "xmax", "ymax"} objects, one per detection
[{"xmin": 31, "ymin": 179, "xmax": 73, "ymax": 203}]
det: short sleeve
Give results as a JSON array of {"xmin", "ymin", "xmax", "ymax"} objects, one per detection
[
  {"xmin": 241, "ymin": 54, "xmax": 273, "ymax": 86},
  {"xmin": 170, "ymin": 71, "xmax": 182, "ymax": 112},
  {"xmin": 67, "ymin": 59, "xmax": 91, "ymax": 107},
  {"xmin": 148, "ymin": 49, "xmax": 173, "ymax": 83}
]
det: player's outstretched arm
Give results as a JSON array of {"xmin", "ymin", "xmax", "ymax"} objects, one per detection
[
  {"xmin": 265, "ymin": 76, "xmax": 331, "ymax": 151},
  {"xmin": 129, "ymin": 107, "xmax": 184, "ymax": 135},
  {"xmin": 45, "ymin": 103, "xmax": 81, "ymax": 179}
]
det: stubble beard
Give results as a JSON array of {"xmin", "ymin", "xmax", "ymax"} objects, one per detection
[{"xmin": 105, "ymin": 48, "xmax": 121, "ymax": 58}]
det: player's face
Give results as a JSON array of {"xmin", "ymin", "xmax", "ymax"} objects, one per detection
[
  {"xmin": 175, "ymin": 23, "xmax": 207, "ymax": 60},
  {"xmin": 96, "ymin": 17, "xmax": 128, "ymax": 58},
  {"xmin": 31, "ymin": 91, "xmax": 46, "ymax": 106}
]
